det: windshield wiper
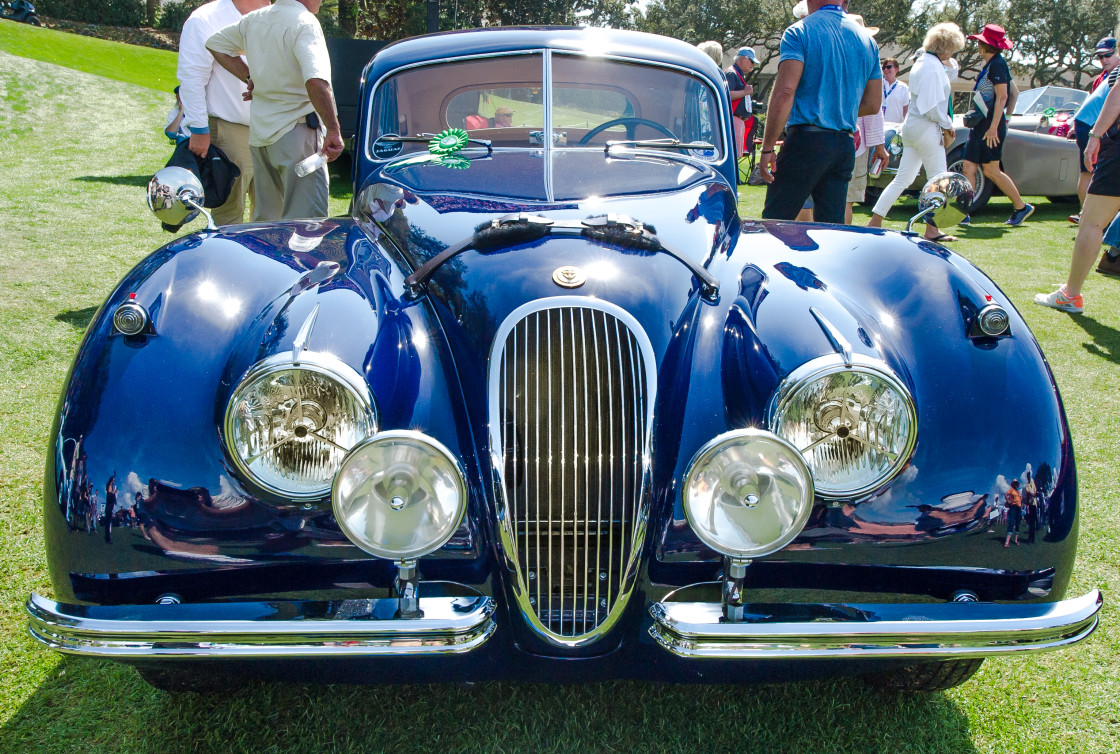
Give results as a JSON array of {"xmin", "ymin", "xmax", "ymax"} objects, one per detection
[
  {"xmin": 604, "ymin": 138, "xmax": 715, "ymax": 153},
  {"xmin": 379, "ymin": 133, "xmax": 493, "ymax": 154},
  {"xmin": 403, "ymin": 212, "xmax": 719, "ymax": 303}
]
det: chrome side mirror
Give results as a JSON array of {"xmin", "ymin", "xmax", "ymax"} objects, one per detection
[
  {"xmin": 907, "ymin": 171, "xmax": 974, "ymax": 232},
  {"xmin": 147, "ymin": 167, "xmax": 216, "ymax": 230}
]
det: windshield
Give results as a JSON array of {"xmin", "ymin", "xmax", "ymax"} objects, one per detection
[
  {"xmin": 1013, "ymin": 86, "xmax": 1087, "ymax": 115},
  {"xmin": 368, "ymin": 51, "xmax": 724, "ymax": 159}
]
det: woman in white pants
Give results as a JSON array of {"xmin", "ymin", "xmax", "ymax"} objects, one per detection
[{"xmin": 868, "ymin": 23, "xmax": 966, "ymax": 241}]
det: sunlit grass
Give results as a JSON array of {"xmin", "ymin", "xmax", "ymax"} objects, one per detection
[{"xmin": 0, "ymin": 19, "xmax": 178, "ymax": 92}]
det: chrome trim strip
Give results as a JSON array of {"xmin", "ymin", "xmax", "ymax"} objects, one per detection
[
  {"xmin": 27, "ymin": 593, "xmax": 496, "ymax": 658},
  {"xmin": 291, "ymin": 302, "xmax": 321, "ymax": 364},
  {"xmin": 809, "ymin": 307, "xmax": 852, "ymax": 367},
  {"xmin": 543, "ymin": 49, "xmax": 555, "ymax": 203},
  {"xmin": 489, "ymin": 297, "xmax": 657, "ymax": 647},
  {"xmin": 648, "ymin": 590, "xmax": 1103, "ymax": 659}
]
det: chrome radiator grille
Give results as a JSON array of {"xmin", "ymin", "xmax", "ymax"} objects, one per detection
[{"xmin": 491, "ymin": 300, "xmax": 653, "ymax": 644}]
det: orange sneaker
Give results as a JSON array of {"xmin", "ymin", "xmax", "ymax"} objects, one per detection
[{"xmin": 1033, "ymin": 286, "xmax": 1083, "ymax": 313}]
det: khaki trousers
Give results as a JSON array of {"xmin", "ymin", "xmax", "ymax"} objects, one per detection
[
  {"xmin": 208, "ymin": 116, "xmax": 253, "ymax": 226},
  {"xmin": 250, "ymin": 122, "xmax": 329, "ymax": 222}
]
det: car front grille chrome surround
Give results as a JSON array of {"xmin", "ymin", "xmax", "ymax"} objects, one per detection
[{"xmin": 490, "ymin": 297, "xmax": 656, "ymax": 647}]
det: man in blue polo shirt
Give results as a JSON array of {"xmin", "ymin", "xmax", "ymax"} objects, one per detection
[{"xmin": 758, "ymin": 1, "xmax": 882, "ymax": 223}]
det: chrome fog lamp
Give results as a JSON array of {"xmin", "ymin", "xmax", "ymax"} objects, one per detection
[
  {"xmin": 682, "ymin": 429, "xmax": 814, "ymax": 559},
  {"xmin": 768, "ymin": 354, "xmax": 917, "ymax": 499},
  {"xmin": 224, "ymin": 352, "xmax": 375, "ymax": 500},
  {"xmin": 332, "ymin": 431, "xmax": 466, "ymax": 560}
]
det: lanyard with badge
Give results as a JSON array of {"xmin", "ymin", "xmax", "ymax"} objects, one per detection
[{"xmin": 882, "ymin": 81, "xmax": 898, "ymax": 116}]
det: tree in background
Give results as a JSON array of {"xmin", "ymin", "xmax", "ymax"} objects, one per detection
[
  {"xmin": 338, "ymin": 0, "xmax": 357, "ymax": 36},
  {"xmin": 1005, "ymin": 0, "xmax": 1120, "ymax": 87},
  {"xmin": 637, "ymin": 0, "xmax": 794, "ymax": 98},
  {"xmin": 328, "ymin": 0, "xmax": 1120, "ymax": 93}
]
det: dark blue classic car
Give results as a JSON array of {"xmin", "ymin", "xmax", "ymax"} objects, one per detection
[{"xmin": 28, "ymin": 27, "xmax": 1100, "ymax": 693}]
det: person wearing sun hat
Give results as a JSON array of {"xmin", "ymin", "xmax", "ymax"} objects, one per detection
[
  {"xmin": 960, "ymin": 23, "xmax": 1034, "ymax": 227},
  {"xmin": 493, "ymin": 106, "xmax": 514, "ymax": 128}
]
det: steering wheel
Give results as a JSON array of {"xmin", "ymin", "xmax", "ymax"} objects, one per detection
[{"xmin": 577, "ymin": 117, "xmax": 677, "ymax": 146}]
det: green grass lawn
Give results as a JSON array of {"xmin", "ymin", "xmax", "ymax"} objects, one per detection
[
  {"xmin": 0, "ymin": 18, "xmax": 178, "ymax": 91},
  {"xmin": 1, "ymin": 32, "xmax": 1118, "ymax": 754}
]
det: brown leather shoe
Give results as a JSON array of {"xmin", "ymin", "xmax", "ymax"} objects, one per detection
[{"xmin": 1096, "ymin": 251, "xmax": 1120, "ymax": 276}]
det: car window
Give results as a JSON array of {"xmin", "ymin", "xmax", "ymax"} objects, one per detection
[
  {"xmin": 370, "ymin": 53, "xmax": 545, "ymax": 155},
  {"xmin": 447, "ymin": 88, "xmax": 545, "ymax": 132},
  {"xmin": 368, "ymin": 51, "xmax": 723, "ymax": 159},
  {"xmin": 1013, "ymin": 86, "xmax": 1087, "ymax": 115},
  {"xmin": 552, "ymin": 54, "xmax": 722, "ymax": 155}
]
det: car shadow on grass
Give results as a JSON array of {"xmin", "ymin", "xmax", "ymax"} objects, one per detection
[
  {"xmin": 54, "ymin": 306, "xmax": 98, "ymax": 330},
  {"xmin": 74, "ymin": 175, "xmax": 153, "ymax": 188},
  {"xmin": 0, "ymin": 657, "xmax": 979, "ymax": 753}
]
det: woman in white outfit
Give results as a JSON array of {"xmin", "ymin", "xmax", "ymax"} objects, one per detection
[{"xmin": 868, "ymin": 23, "xmax": 966, "ymax": 241}]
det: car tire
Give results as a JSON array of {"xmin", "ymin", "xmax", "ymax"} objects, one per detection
[
  {"xmin": 862, "ymin": 658, "xmax": 984, "ymax": 692},
  {"xmin": 134, "ymin": 664, "xmax": 246, "ymax": 693},
  {"xmin": 947, "ymin": 150, "xmax": 993, "ymax": 214}
]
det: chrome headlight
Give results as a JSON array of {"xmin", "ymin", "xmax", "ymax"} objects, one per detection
[
  {"xmin": 224, "ymin": 352, "xmax": 376, "ymax": 500},
  {"xmin": 683, "ymin": 429, "xmax": 814, "ymax": 559},
  {"xmin": 332, "ymin": 431, "xmax": 467, "ymax": 560},
  {"xmin": 767, "ymin": 354, "xmax": 917, "ymax": 499}
]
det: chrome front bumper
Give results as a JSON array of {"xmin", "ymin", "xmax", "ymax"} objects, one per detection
[
  {"xmin": 649, "ymin": 590, "xmax": 1102, "ymax": 659},
  {"xmin": 27, "ymin": 593, "xmax": 496, "ymax": 658}
]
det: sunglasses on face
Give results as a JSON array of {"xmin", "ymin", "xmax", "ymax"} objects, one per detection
[
  {"xmin": 1098, "ymin": 51, "xmax": 1116, "ymax": 60},
  {"xmin": 883, "ymin": 64, "xmax": 896, "ymax": 70}
]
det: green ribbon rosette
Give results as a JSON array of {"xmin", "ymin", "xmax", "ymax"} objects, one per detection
[
  {"xmin": 433, "ymin": 155, "xmax": 470, "ymax": 170},
  {"xmin": 429, "ymin": 128, "xmax": 469, "ymax": 156}
]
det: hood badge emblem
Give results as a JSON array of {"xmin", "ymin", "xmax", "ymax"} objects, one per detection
[{"xmin": 552, "ymin": 265, "xmax": 586, "ymax": 289}]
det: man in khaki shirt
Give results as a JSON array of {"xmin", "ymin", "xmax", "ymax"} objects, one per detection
[{"xmin": 206, "ymin": 0, "xmax": 343, "ymax": 221}]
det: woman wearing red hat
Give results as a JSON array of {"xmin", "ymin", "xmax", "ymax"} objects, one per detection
[{"xmin": 961, "ymin": 23, "xmax": 1034, "ymax": 227}]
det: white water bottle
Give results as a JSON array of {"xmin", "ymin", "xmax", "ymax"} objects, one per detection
[{"xmin": 295, "ymin": 152, "xmax": 326, "ymax": 177}]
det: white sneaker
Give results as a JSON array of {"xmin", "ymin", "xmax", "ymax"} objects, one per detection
[{"xmin": 1033, "ymin": 286, "xmax": 1083, "ymax": 313}]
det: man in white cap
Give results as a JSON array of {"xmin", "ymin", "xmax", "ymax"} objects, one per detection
[{"xmin": 726, "ymin": 46, "xmax": 757, "ymax": 159}]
